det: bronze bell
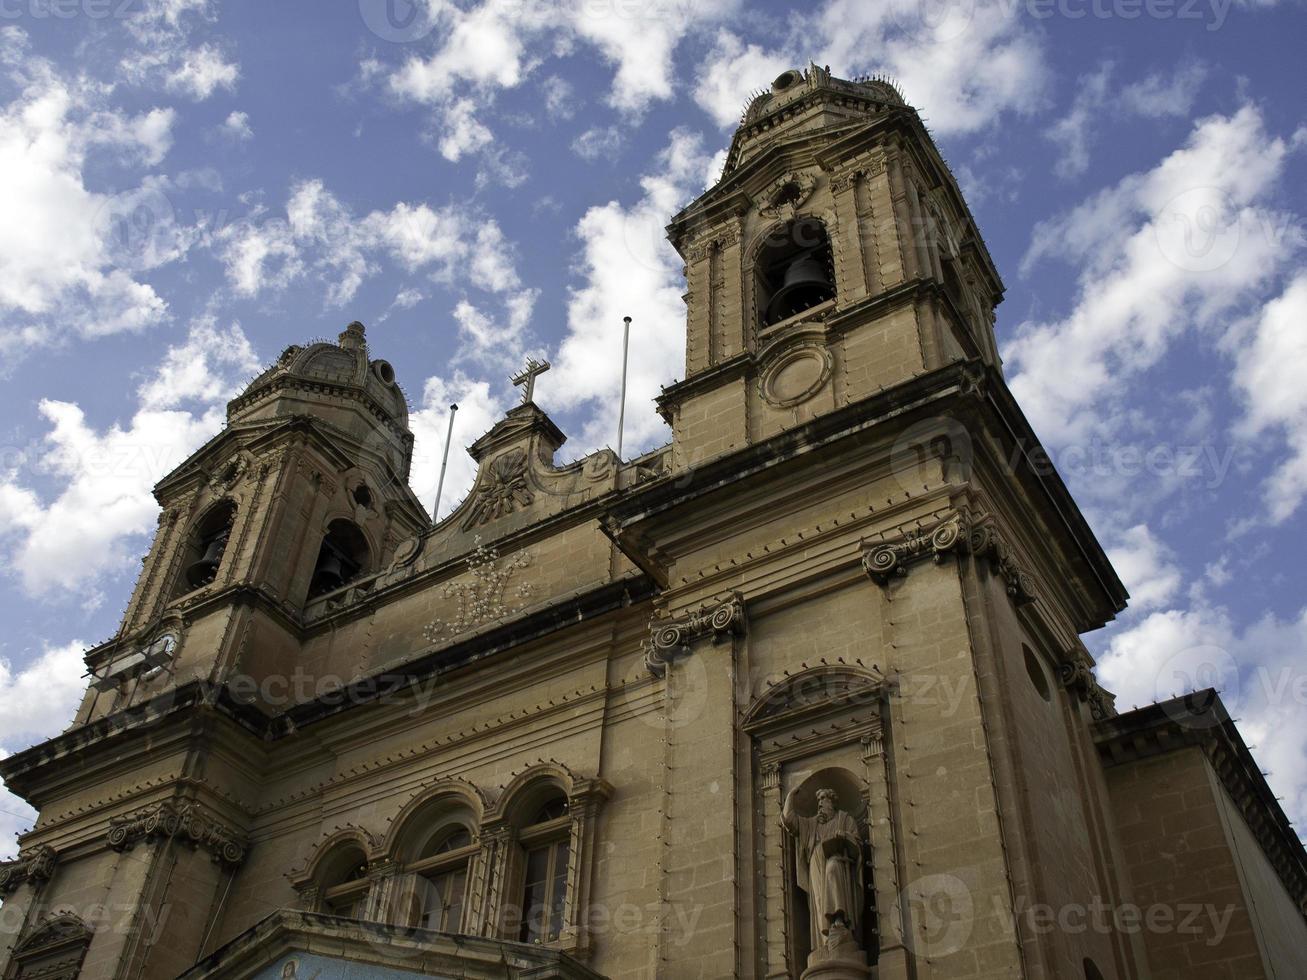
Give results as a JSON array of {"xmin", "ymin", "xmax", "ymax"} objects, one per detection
[
  {"xmin": 765, "ymin": 256, "xmax": 834, "ymax": 325},
  {"xmin": 185, "ymin": 532, "xmax": 228, "ymax": 589},
  {"xmin": 310, "ymin": 552, "xmax": 347, "ymax": 596}
]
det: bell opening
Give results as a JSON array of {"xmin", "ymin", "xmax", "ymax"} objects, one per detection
[
  {"xmin": 310, "ymin": 519, "xmax": 370, "ymax": 598},
  {"xmin": 757, "ymin": 218, "xmax": 836, "ymax": 328},
  {"xmin": 175, "ymin": 500, "xmax": 237, "ymax": 597}
]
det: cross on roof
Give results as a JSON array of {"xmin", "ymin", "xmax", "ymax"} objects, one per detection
[{"xmin": 510, "ymin": 357, "xmax": 551, "ymax": 404}]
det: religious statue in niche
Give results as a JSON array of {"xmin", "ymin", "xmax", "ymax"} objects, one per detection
[{"xmin": 783, "ymin": 785, "xmax": 869, "ymax": 970}]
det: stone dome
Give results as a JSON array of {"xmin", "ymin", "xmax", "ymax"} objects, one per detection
[{"xmin": 230, "ymin": 321, "xmax": 409, "ymax": 428}]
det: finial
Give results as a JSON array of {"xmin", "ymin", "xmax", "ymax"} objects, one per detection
[{"xmin": 339, "ymin": 321, "xmax": 366, "ymax": 350}]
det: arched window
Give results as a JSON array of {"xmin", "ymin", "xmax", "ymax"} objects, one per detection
[
  {"xmin": 403, "ymin": 825, "xmax": 475, "ymax": 933},
  {"xmin": 1083, "ymin": 958, "xmax": 1107, "ymax": 980},
  {"xmin": 517, "ymin": 793, "xmax": 571, "ymax": 944},
  {"xmin": 756, "ymin": 217, "xmax": 836, "ymax": 328},
  {"xmin": 309, "ymin": 519, "xmax": 370, "ymax": 597},
  {"xmin": 175, "ymin": 500, "xmax": 237, "ymax": 597},
  {"xmin": 317, "ymin": 844, "xmax": 370, "ymax": 920}
]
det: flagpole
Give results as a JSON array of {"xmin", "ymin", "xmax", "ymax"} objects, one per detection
[
  {"xmin": 433, "ymin": 402, "xmax": 458, "ymax": 520},
  {"xmin": 617, "ymin": 316, "xmax": 631, "ymax": 459}
]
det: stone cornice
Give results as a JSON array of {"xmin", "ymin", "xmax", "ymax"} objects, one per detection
[
  {"xmin": 1060, "ymin": 652, "xmax": 1115, "ymax": 721},
  {"xmin": 644, "ymin": 592, "xmax": 746, "ymax": 677},
  {"xmin": 108, "ymin": 798, "xmax": 249, "ymax": 867}
]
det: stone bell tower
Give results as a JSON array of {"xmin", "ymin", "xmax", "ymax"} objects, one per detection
[
  {"xmin": 659, "ymin": 65, "xmax": 1002, "ymax": 470},
  {"xmin": 90, "ymin": 320, "xmax": 431, "ymax": 711}
]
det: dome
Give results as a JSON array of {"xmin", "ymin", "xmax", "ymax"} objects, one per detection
[{"xmin": 229, "ymin": 321, "xmax": 409, "ymax": 428}]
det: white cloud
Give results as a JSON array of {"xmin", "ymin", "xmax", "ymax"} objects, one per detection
[
  {"xmin": 1046, "ymin": 62, "xmax": 1113, "ymax": 180},
  {"xmin": 1046, "ymin": 60, "xmax": 1208, "ymax": 178},
  {"xmin": 1007, "ymin": 106, "xmax": 1299, "ymax": 445},
  {"xmin": 694, "ymin": 0, "xmax": 1046, "ymax": 136},
  {"xmin": 549, "ymin": 128, "xmax": 710, "ymax": 453},
  {"xmin": 0, "ymin": 321, "xmax": 257, "ymax": 596},
  {"xmin": 1230, "ymin": 274, "xmax": 1307, "ymax": 523},
  {"xmin": 0, "ymin": 51, "xmax": 183, "ymax": 358},
  {"xmin": 571, "ymin": 124, "xmax": 624, "ymax": 161},
  {"xmin": 165, "ymin": 43, "xmax": 239, "ymax": 99},
  {"xmin": 0, "ymin": 639, "xmax": 87, "ymax": 859},
  {"xmin": 383, "ymin": 0, "xmax": 736, "ymax": 163},
  {"xmin": 1106, "ymin": 524, "xmax": 1182, "ymax": 611},
  {"xmin": 1122, "ymin": 61, "xmax": 1207, "ymax": 118},
  {"xmin": 215, "ymin": 179, "xmax": 529, "ymax": 314},
  {"xmin": 409, "ymin": 374, "xmax": 509, "ymax": 520},
  {"xmin": 221, "ymin": 110, "xmax": 253, "ymax": 140}
]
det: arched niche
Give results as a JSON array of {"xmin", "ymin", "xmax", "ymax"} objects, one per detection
[{"xmin": 744, "ymin": 667, "xmax": 890, "ymax": 979}]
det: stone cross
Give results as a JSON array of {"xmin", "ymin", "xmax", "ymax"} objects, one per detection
[{"xmin": 511, "ymin": 357, "xmax": 551, "ymax": 404}]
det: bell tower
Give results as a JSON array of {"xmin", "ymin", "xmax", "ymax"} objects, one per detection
[
  {"xmin": 660, "ymin": 65, "xmax": 1003, "ymax": 469},
  {"xmin": 82, "ymin": 321, "xmax": 431, "ymax": 723}
]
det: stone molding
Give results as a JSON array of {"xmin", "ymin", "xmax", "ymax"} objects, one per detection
[
  {"xmin": 107, "ymin": 799, "xmax": 248, "ymax": 867},
  {"xmin": 644, "ymin": 592, "xmax": 746, "ymax": 677},
  {"xmin": 0, "ymin": 844, "xmax": 56, "ymax": 894}
]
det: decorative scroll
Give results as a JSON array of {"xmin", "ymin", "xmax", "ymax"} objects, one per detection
[
  {"xmin": 107, "ymin": 800, "xmax": 247, "ymax": 866},
  {"xmin": 0, "ymin": 845, "xmax": 56, "ymax": 894},
  {"xmin": 967, "ymin": 516, "xmax": 1038, "ymax": 605},
  {"xmin": 1060, "ymin": 655, "xmax": 1114, "ymax": 721},
  {"xmin": 862, "ymin": 511, "xmax": 1037, "ymax": 605},
  {"xmin": 463, "ymin": 448, "xmax": 534, "ymax": 528},
  {"xmin": 645, "ymin": 593, "xmax": 745, "ymax": 677},
  {"xmin": 862, "ymin": 513, "xmax": 966, "ymax": 583}
]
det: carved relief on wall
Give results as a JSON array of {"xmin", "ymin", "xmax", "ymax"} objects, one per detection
[
  {"xmin": 462, "ymin": 448, "xmax": 534, "ymax": 529},
  {"xmin": 422, "ymin": 538, "xmax": 533, "ymax": 643}
]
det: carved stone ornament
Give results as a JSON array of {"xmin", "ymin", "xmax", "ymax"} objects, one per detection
[
  {"xmin": 862, "ymin": 511, "xmax": 1037, "ymax": 605},
  {"xmin": 422, "ymin": 539, "xmax": 533, "ymax": 642},
  {"xmin": 758, "ymin": 171, "xmax": 818, "ymax": 219},
  {"xmin": 463, "ymin": 447, "xmax": 534, "ymax": 529},
  {"xmin": 645, "ymin": 592, "xmax": 745, "ymax": 677},
  {"xmin": 828, "ymin": 153, "xmax": 887, "ymax": 194},
  {"xmin": 1060, "ymin": 654, "xmax": 1114, "ymax": 721},
  {"xmin": 862, "ymin": 513, "xmax": 967, "ymax": 583},
  {"xmin": 107, "ymin": 799, "xmax": 248, "ymax": 866},
  {"xmin": 967, "ymin": 516, "xmax": 1038, "ymax": 605},
  {"xmin": 686, "ymin": 224, "xmax": 742, "ymax": 263},
  {"xmin": 0, "ymin": 844, "xmax": 56, "ymax": 894}
]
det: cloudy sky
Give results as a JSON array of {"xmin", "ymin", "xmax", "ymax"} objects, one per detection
[{"xmin": 0, "ymin": 0, "xmax": 1304, "ymax": 858}]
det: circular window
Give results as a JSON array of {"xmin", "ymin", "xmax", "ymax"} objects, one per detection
[
  {"xmin": 1024, "ymin": 645, "xmax": 1051, "ymax": 702},
  {"xmin": 352, "ymin": 483, "xmax": 373, "ymax": 509},
  {"xmin": 372, "ymin": 360, "xmax": 396, "ymax": 385},
  {"xmin": 773, "ymin": 69, "xmax": 802, "ymax": 92}
]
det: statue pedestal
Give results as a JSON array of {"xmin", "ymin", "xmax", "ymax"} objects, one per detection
[
  {"xmin": 801, "ymin": 946, "xmax": 871, "ymax": 980},
  {"xmin": 801, "ymin": 924, "xmax": 870, "ymax": 980}
]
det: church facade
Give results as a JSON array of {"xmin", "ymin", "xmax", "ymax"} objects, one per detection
[{"xmin": 2, "ymin": 67, "xmax": 1305, "ymax": 980}]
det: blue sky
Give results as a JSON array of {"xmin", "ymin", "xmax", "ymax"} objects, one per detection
[{"xmin": 0, "ymin": 0, "xmax": 1305, "ymax": 857}]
